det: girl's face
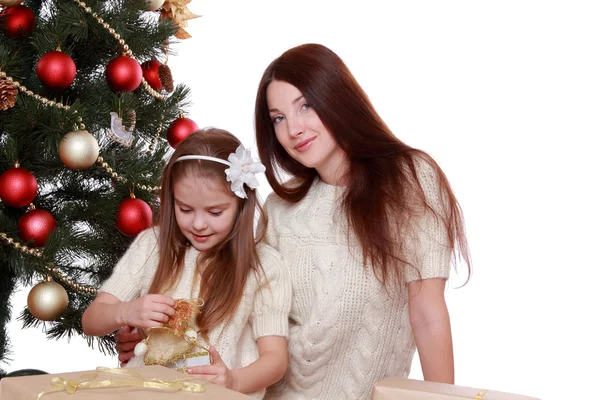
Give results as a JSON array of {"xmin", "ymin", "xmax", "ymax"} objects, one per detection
[
  {"xmin": 173, "ymin": 174, "xmax": 239, "ymax": 252},
  {"xmin": 266, "ymin": 80, "xmax": 346, "ymax": 183}
]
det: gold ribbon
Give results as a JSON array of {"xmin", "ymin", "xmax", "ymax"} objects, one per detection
[
  {"xmin": 36, "ymin": 367, "xmax": 205, "ymax": 399},
  {"xmin": 474, "ymin": 389, "xmax": 488, "ymax": 399}
]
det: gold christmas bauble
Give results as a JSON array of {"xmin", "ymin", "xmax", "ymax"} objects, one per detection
[
  {"xmin": 58, "ymin": 130, "xmax": 99, "ymax": 170},
  {"xmin": 27, "ymin": 280, "xmax": 69, "ymax": 321},
  {"xmin": 0, "ymin": 0, "xmax": 24, "ymax": 7},
  {"xmin": 145, "ymin": 0, "xmax": 165, "ymax": 11}
]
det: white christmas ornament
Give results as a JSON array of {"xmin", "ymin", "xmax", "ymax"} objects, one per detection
[
  {"xmin": 134, "ymin": 341, "xmax": 148, "ymax": 357},
  {"xmin": 109, "ymin": 111, "xmax": 134, "ymax": 147},
  {"xmin": 185, "ymin": 328, "xmax": 198, "ymax": 340},
  {"xmin": 145, "ymin": 0, "xmax": 165, "ymax": 11}
]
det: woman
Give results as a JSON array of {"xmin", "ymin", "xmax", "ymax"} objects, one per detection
[
  {"xmin": 254, "ymin": 43, "xmax": 470, "ymax": 400},
  {"xmin": 116, "ymin": 43, "xmax": 470, "ymax": 400}
]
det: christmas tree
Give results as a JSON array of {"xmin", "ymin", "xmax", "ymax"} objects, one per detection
[{"xmin": 0, "ymin": 0, "xmax": 199, "ymax": 376}]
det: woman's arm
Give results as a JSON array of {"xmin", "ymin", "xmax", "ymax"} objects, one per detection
[
  {"xmin": 115, "ymin": 325, "xmax": 143, "ymax": 366},
  {"xmin": 82, "ymin": 292, "xmax": 176, "ymax": 336},
  {"xmin": 230, "ymin": 336, "xmax": 288, "ymax": 393},
  {"xmin": 187, "ymin": 336, "xmax": 288, "ymax": 394},
  {"xmin": 408, "ymin": 278, "xmax": 454, "ymax": 384}
]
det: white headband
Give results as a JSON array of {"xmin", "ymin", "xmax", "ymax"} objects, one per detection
[{"xmin": 175, "ymin": 145, "xmax": 265, "ymax": 199}]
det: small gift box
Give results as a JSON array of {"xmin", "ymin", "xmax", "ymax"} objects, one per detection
[
  {"xmin": 0, "ymin": 365, "xmax": 252, "ymax": 399},
  {"xmin": 372, "ymin": 377, "xmax": 541, "ymax": 400}
]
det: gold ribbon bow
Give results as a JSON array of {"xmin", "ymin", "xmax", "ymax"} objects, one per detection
[{"xmin": 37, "ymin": 367, "xmax": 205, "ymax": 399}]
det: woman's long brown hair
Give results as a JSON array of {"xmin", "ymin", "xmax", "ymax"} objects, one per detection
[
  {"xmin": 255, "ymin": 43, "xmax": 470, "ymax": 286},
  {"xmin": 147, "ymin": 128, "xmax": 265, "ymax": 338}
]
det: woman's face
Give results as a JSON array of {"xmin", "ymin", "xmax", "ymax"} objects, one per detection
[{"xmin": 266, "ymin": 80, "xmax": 346, "ymax": 182}]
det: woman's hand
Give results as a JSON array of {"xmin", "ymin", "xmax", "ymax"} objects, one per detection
[
  {"xmin": 114, "ymin": 325, "xmax": 142, "ymax": 366},
  {"xmin": 187, "ymin": 346, "xmax": 235, "ymax": 390}
]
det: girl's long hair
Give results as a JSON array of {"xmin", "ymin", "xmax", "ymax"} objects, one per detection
[
  {"xmin": 255, "ymin": 43, "xmax": 470, "ymax": 286},
  {"xmin": 147, "ymin": 128, "xmax": 265, "ymax": 337}
]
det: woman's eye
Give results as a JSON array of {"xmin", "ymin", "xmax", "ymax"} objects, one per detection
[
  {"xmin": 300, "ymin": 103, "xmax": 310, "ymax": 111},
  {"xmin": 272, "ymin": 116, "xmax": 284, "ymax": 124},
  {"xmin": 179, "ymin": 208, "xmax": 192, "ymax": 214},
  {"xmin": 210, "ymin": 211, "xmax": 223, "ymax": 217}
]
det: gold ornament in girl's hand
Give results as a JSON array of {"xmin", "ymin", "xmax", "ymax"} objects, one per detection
[
  {"xmin": 167, "ymin": 298, "xmax": 197, "ymax": 332},
  {"xmin": 132, "ymin": 298, "xmax": 211, "ymax": 370}
]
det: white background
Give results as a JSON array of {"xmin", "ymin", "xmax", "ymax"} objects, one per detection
[{"xmin": 5, "ymin": 1, "xmax": 600, "ymax": 399}]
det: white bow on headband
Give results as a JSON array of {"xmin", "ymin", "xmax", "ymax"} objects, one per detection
[{"xmin": 175, "ymin": 145, "xmax": 266, "ymax": 199}]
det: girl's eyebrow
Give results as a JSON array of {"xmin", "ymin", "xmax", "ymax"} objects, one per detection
[
  {"xmin": 206, "ymin": 202, "xmax": 230, "ymax": 209},
  {"xmin": 174, "ymin": 199, "xmax": 230, "ymax": 209},
  {"xmin": 174, "ymin": 198, "xmax": 192, "ymax": 208}
]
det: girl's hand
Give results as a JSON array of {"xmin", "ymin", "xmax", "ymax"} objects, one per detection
[
  {"xmin": 187, "ymin": 347, "xmax": 235, "ymax": 391},
  {"xmin": 120, "ymin": 294, "xmax": 176, "ymax": 329}
]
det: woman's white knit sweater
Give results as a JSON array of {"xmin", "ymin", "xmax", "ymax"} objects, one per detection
[{"xmin": 263, "ymin": 161, "xmax": 451, "ymax": 400}]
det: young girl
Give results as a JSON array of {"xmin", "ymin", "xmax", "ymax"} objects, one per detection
[{"xmin": 82, "ymin": 128, "xmax": 291, "ymax": 398}]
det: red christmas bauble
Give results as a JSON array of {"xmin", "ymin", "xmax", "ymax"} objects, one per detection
[
  {"xmin": 36, "ymin": 51, "xmax": 77, "ymax": 91},
  {"xmin": 18, "ymin": 209, "xmax": 56, "ymax": 247},
  {"xmin": 105, "ymin": 56, "xmax": 142, "ymax": 92},
  {"xmin": 166, "ymin": 117, "xmax": 200, "ymax": 148},
  {"xmin": 141, "ymin": 60, "xmax": 163, "ymax": 91},
  {"xmin": 0, "ymin": 5, "xmax": 35, "ymax": 38},
  {"xmin": 0, "ymin": 167, "xmax": 38, "ymax": 207},
  {"xmin": 116, "ymin": 198, "xmax": 153, "ymax": 237}
]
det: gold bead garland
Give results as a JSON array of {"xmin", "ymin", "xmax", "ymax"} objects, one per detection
[
  {"xmin": 0, "ymin": 232, "xmax": 43, "ymax": 257},
  {"xmin": 96, "ymin": 156, "xmax": 123, "ymax": 182},
  {"xmin": 1, "ymin": 70, "xmax": 73, "ymax": 111},
  {"xmin": 72, "ymin": 0, "xmax": 167, "ymax": 101},
  {"xmin": 149, "ymin": 125, "xmax": 162, "ymax": 152},
  {"xmin": 47, "ymin": 265, "xmax": 98, "ymax": 295},
  {"xmin": 0, "ymin": 232, "xmax": 98, "ymax": 294},
  {"xmin": 96, "ymin": 156, "xmax": 161, "ymax": 192},
  {"xmin": 137, "ymin": 183, "xmax": 160, "ymax": 192},
  {"xmin": 0, "ymin": 69, "xmax": 87, "ymax": 134}
]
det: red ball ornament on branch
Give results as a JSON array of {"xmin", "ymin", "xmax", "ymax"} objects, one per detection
[
  {"xmin": 166, "ymin": 117, "xmax": 200, "ymax": 148},
  {"xmin": 0, "ymin": 167, "xmax": 38, "ymax": 207},
  {"xmin": 141, "ymin": 60, "xmax": 163, "ymax": 91},
  {"xmin": 116, "ymin": 198, "xmax": 153, "ymax": 237},
  {"xmin": 0, "ymin": 5, "xmax": 35, "ymax": 38},
  {"xmin": 18, "ymin": 209, "xmax": 57, "ymax": 247},
  {"xmin": 105, "ymin": 56, "xmax": 142, "ymax": 92},
  {"xmin": 36, "ymin": 51, "xmax": 77, "ymax": 91}
]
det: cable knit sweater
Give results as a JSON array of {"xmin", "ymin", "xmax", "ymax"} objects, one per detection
[
  {"xmin": 100, "ymin": 227, "xmax": 292, "ymax": 399},
  {"xmin": 263, "ymin": 161, "xmax": 452, "ymax": 400}
]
